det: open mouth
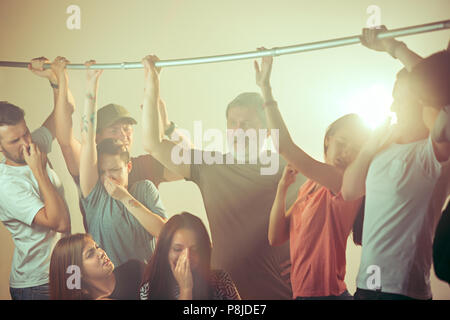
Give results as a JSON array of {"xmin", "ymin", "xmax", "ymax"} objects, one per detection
[{"xmin": 103, "ymin": 258, "xmax": 111, "ymax": 266}]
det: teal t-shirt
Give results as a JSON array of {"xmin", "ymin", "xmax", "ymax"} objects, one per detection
[{"xmin": 80, "ymin": 180, "xmax": 166, "ymax": 267}]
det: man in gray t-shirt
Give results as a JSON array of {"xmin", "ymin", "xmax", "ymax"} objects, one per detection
[
  {"xmin": 140, "ymin": 55, "xmax": 305, "ymax": 299},
  {"xmin": 187, "ymin": 149, "xmax": 304, "ymax": 299},
  {"xmin": 0, "ymin": 101, "xmax": 71, "ymax": 300}
]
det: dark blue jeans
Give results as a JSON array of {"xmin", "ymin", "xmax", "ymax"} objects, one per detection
[
  {"xmin": 295, "ymin": 290, "xmax": 353, "ymax": 300},
  {"xmin": 9, "ymin": 284, "xmax": 50, "ymax": 300}
]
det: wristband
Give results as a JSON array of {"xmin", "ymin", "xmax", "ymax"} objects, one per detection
[{"xmin": 165, "ymin": 121, "xmax": 176, "ymax": 138}]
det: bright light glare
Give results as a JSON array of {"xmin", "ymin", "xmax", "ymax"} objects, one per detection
[{"xmin": 344, "ymin": 84, "xmax": 396, "ymax": 129}]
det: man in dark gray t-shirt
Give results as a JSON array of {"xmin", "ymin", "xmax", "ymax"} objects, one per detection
[
  {"xmin": 187, "ymin": 149, "xmax": 304, "ymax": 299},
  {"xmin": 141, "ymin": 58, "xmax": 306, "ymax": 300}
]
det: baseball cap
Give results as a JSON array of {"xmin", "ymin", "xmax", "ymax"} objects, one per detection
[{"xmin": 96, "ymin": 103, "xmax": 137, "ymax": 133}]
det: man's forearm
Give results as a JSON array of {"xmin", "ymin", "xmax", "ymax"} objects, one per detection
[
  {"xmin": 394, "ymin": 44, "xmax": 423, "ymax": 72},
  {"xmin": 261, "ymin": 85, "xmax": 295, "ymax": 153},
  {"xmin": 34, "ymin": 168, "xmax": 70, "ymax": 232},
  {"xmin": 55, "ymin": 77, "xmax": 76, "ymax": 146},
  {"xmin": 143, "ymin": 92, "xmax": 162, "ymax": 152}
]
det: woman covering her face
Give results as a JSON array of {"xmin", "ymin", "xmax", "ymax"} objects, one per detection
[{"xmin": 139, "ymin": 212, "xmax": 241, "ymax": 300}]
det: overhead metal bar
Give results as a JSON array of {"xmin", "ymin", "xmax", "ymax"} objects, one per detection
[{"xmin": 1, "ymin": 20, "xmax": 449, "ymax": 70}]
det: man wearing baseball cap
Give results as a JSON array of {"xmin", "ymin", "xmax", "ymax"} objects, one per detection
[{"xmin": 29, "ymin": 58, "xmax": 185, "ymax": 233}]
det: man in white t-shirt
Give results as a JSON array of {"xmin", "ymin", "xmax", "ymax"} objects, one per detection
[
  {"xmin": 342, "ymin": 27, "xmax": 450, "ymax": 299},
  {"xmin": 0, "ymin": 101, "xmax": 71, "ymax": 300}
]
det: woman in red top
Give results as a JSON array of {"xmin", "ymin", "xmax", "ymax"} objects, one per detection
[{"xmin": 253, "ymin": 48, "xmax": 369, "ymax": 299}]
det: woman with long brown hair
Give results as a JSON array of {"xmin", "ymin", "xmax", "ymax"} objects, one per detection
[
  {"xmin": 139, "ymin": 212, "xmax": 240, "ymax": 300},
  {"xmin": 49, "ymin": 233, "xmax": 144, "ymax": 300}
]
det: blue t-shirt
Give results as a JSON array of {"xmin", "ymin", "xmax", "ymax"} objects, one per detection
[{"xmin": 80, "ymin": 180, "xmax": 166, "ymax": 267}]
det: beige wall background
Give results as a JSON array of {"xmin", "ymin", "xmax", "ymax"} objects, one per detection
[{"xmin": 1, "ymin": 0, "xmax": 449, "ymax": 299}]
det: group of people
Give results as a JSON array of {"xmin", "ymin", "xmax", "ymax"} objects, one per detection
[{"xmin": 1, "ymin": 26, "xmax": 449, "ymax": 300}]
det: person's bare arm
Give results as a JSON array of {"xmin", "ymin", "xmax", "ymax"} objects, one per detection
[
  {"xmin": 24, "ymin": 143, "xmax": 70, "ymax": 233},
  {"xmin": 79, "ymin": 61, "xmax": 103, "ymax": 198},
  {"xmin": 361, "ymin": 25, "xmax": 423, "ymax": 71},
  {"xmin": 254, "ymin": 48, "xmax": 343, "ymax": 194},
  {"xmin": 29, "ymin": 57, "xmax": 81, "ymax": 176},
  {"xmin": 268, "ymin": 165, "xmax": 297, "ymax": 246},
  {"xmin": 28, "ymin": 57, "xmax": 57, "ymax": 139},
  {"xmin": 157, "ymin": 98, "xmax": 190, "ymax": 182},
  {"xmin": 141, "ymin": 55, "xmax": 191, "ymax": 180},
  {"xmin": 48, "ymin": 57, "xmax": 82, "ymax": 178}
]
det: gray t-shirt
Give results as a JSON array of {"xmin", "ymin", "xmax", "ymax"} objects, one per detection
[
  {"xmin": 357, "ymin": 136, "xmax": 444, "ymax": 299},
  {"xmin": 80, "ymin": 179, "xmax": 166, "ymax": 267},
  {"xmin": 0, "ymin": 127, "xmax": 64, "ymax": 288},
  {"xmin": 188, "ymin": 150, "xmax": 306, "ymax": 299}
]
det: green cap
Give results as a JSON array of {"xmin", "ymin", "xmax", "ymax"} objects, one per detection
[{"xmin": 96, "ymin": 103, "xmax": 137, "ymax": 133}]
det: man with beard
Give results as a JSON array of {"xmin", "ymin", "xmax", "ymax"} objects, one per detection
[{"xmin": 0, "ymin": 95, "xmax": 71, "ymax": 299}]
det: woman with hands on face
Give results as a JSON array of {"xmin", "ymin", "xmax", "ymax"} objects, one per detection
[{"xmin": 140, "ymin": 212, "xmax": 241, "ymax": 300}]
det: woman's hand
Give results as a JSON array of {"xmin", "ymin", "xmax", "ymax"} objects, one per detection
[
  {"xmin": 173, "ymin": 248, "xmax": 194, "ymax": 295},
  {"xmin": 278, "ymin": 163, "xmax": 298, "ymax": 191}
]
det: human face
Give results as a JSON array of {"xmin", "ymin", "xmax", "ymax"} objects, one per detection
[
  {"xmin": 98, "ymin": 154, "xmax": 131, "ymax": 188},
  {"xmin": 97, "ymin": 120, "xmax": 134, "ymax": 151},
  {"xmin": 325, "ymin": 126, "xmax": 364, "ymax": 170},
  {"xmin": 168, "ymin": 229, "xmax": 200, "ymax": 275},
  {"xmin": 0, "ymin": 119, "xmax": 32, "ymax": 165},
  {"xmin": 226, "ymin": 105, "xmax": 265, "ymax": 155},
  {"xmin": 82, "ymin": 238, "xmax": 114, "ymax": 283}
]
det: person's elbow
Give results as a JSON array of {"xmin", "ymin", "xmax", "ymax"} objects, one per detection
[{"xmin": 268, "ymin": 231, "xmax": 287, "ymax": 247}]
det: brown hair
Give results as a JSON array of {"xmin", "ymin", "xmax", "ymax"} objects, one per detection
[
  {"xmin": 141, "ymin": 212, "xmax": 212, "ymax": 299},
  {"xmin": 225, "ymin": 92, "xmax": 267, "ymax": 127},
  {"xmin": 0, "ymin": 101, "xmax": 25, "ymax": 127},
  {"xmin": 49, "ymin": 233, "xmax": 92, "ymax": 300},
  {"xmin": 323, "ymin": 113, "xmax": 368, "ymax": 156}
]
